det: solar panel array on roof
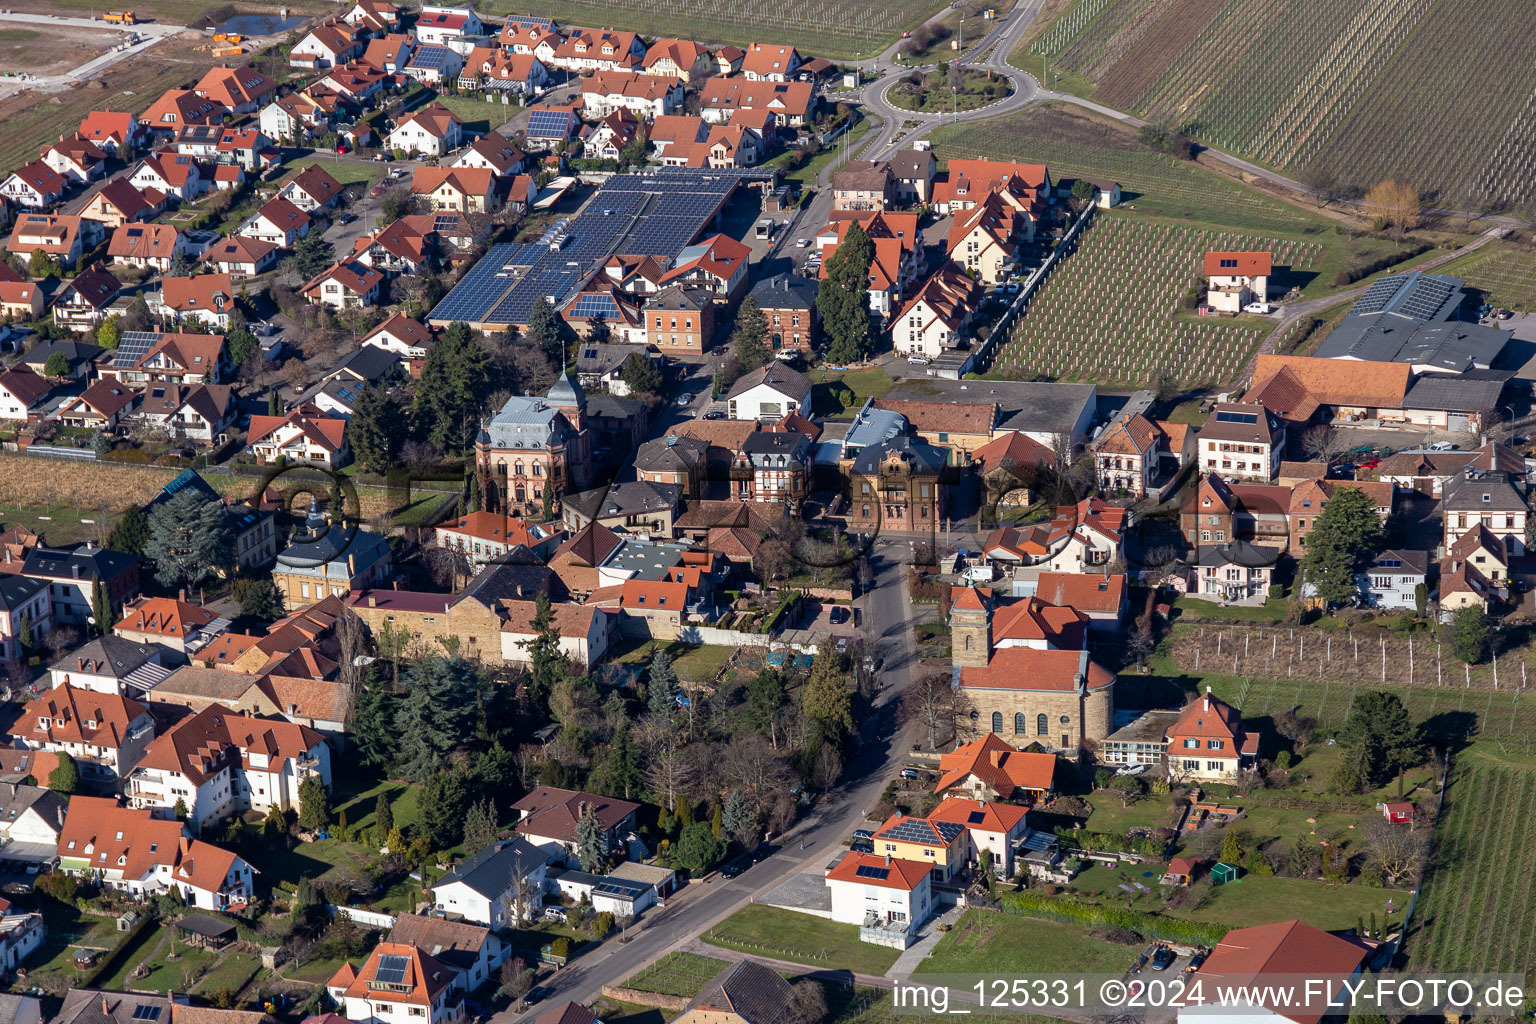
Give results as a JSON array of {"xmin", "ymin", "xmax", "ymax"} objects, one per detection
[
  {"xmin": 1214, "ymin": 410, "xmax": 1258, "ymax": 424},
  {"xmin": 131, "ymin": 1007, "xmax": 162, "ymax": 1021},
  {"xmin": 409, "ymin": 45, "xmax": 454, "ymax": 69},
  {"xmin": 879, "ymin": 818, "xmax": 961, "ymax": 845},
  {"xmin": 115, "ymin": 330, "xmax": 160, "ymax": 367},
  {"xmin": 567, "ymin": 292, "xmax": 621, "ymax": 319},
  {"xmin": 854, "ymin": 864, "xmax": 890, "ymax": 880},
  {"xmin": 591, "ymin": 878, "xmax": 649, "ymax": 900},
  {"xmin": 1350, "ymin": 273, "xmax": 1462, "ymax": 322},
  {"xmin": 526, "ymin": 109, "xmax": 573, "ymax": 138},
  {"xmin": 375, "ymin": 954, "xmax": 410, "ymax": 985}
]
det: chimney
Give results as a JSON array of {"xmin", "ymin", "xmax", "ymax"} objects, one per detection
[
  {"xmin": 884, "ymin": 854, "xmax": 891, "ymax": 867},
  {"xmin": 347, "ymin": 553, "xmax": 356, "ymax": 575},
  {"xmin": 72, "ymin": 565, "xmax": 81, "ymax": 579},
  {"xmin": 1204, "ymin": 685, "xmax": 1211, "ymax": 712},
  {"xmin": 368, "ymin": 595, "xmax": 377, "ymax": 608},
  {"xmin": 178, "ymin": 589, "xmax": 186, "ymax": 602}
]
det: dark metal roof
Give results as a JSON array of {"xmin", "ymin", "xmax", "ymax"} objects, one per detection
[
  {"xmin": 688, "ymin": 959, "xmax": 793, "ymax": 1024},
  {"xmin": 1400, "ymin": 374, "xmax": 1506, "ymax": 412},
  {"xmin": 850, "ymin": 434, "xmax": 947, "ymax": 476},
  {"xmin": 434, "ymin": 837, "xmax": 551, "ymax": 899}
]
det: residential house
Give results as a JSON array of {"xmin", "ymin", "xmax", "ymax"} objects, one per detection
[
  {"xmin": 362, "ymin": 313, "xmax": 433, "ymax": 358},
  {"xmin": 520, "ymin": 104, "xmax": 581, "ymax": 149},
  {"xmin": 1178, "ymin": 920, "xmax": 1368, "ymax": 1024},
  {"xmin": 387, "ymin": 914, "xmax": 507, "ymax": 998},
  {"xmin": 16, "ymin": 684, "xmax": 153, "ymax": 789},
  {"xmin": 931, "ymin": 158, "xmax": 1051, "ymax": 215},
  {"xmin": 474, "ymin": 387, "xmax": 592, "ymax": 517},
  {"xmin": 1091, "ymin": 412, "xmax": 1191, "ymax": 499},
  {"xmin": 52, "ymin": 267, "xmax": 123, "ymax": 333},
  {"xmin": 1376, "ymin": 441, "xmax": 1525, "ymax": 497},
  {"xmin": 402, "ymin": 45, "xmax": 465, "ymax": 86},
  {"xmin": 203, "ymin": 235, "xmax": 279, "ymax": 279},
  {"xmin": 290, "ymin": 18, "xmax": 366, "ymax": 69},
  {"xmin": 326, "ymin": 943, "xmax": 463, "ymax": 1024},
  {"xmin": 846, "ymin": 435, "xmax": 948, "ymax": 533},
  {"xmin": 947, "ymin": 190, "xmax": 1031, "ymax": 283},
  {"xmin": 890, "ymin": 147, "xmax": 938, "ymax": 204},
  {"xmin": 587, "ymin": 110, "xmax": 641, "ymax": 162},
  {"xmin": 1032, "ymin": 572, "xmax": 1128, "ymax": 638},
  {"xmin": 822, "ymin": 853, "xmax": 932, "ymax": 949},
  {"xmin": 129, "ymin": 149, "xmax": 204, "ymax": 201},
  {"xmin": 48, "ymin": 636, "xmax": 166, "ymax": 697},
  {"xmin": 712, "ymin": 45, "xmax": 745, "ymax": 75},
  {"xmin": 581, "ymin": 70, "xmax": 683, "ymax": 121},
  {"xmin": 247, "ymin": 403, "xmax": 349, "ymax": 469},
  {"xmin": 512, "ymin": 786, "xmax": 640, "ymax": 866},
  {"xmin": 79, "ymin": 179, "xmax": 162, "ymax": 229},
  {"xmin": 0, "ymin": 575, "xmax": 50, "ymax": 668},
  {"xmin": 562, "ymin": 480, "xmax": 681, "ymax": 539},
  {"xmin": 132, "ymin": 383, "xmax": 237, "ymax": 444},
  {"xmin": 434, "ymin": 512, "xmax": 562, "ymax": 565},
  {"xmin": 655, "ymin": 233, "xmax": 750, "ymax": 300},
  {"xmin": 0, "ymin": 281, "xmax": 43, "ymax": 322},
  {"xmin": 642, "ymin": 286, "xmax": 715, "ymax": 356},
  {"xmin": 726, "ymin": 363, "xmax": 811, "ymax": 421},
  {"xmin": 388, "ymin": 104, "xmax": 464, "ymax": 156},
  {"xmin": 735, "ymin": 430, "xmax": 811, "ymax": 505},
  {"xmin": 278, "ymin": 165, "xmax": 344, "ymax": 211},
  {"xmin": 1196, "ymin": 402, "xmax": 1283, "ymax": 482},
  {"xmin": 831, "ymin": 160, "xmax": 891, "ymax": 212},
  {"xmin": 748, "ymin": 272, "xmax": 819, "ymax": 355},
  {"xmin": 546, "ymin": 522, "xmax": 624, "ymax": 598},
  {"xmin": 1359, "ymin": 549, "xmax": 1429, "ymax": 611},
  {"xmin": 0, "ymin": 161, "xmax": 68, "ymax": 210},
  {"xmin": 125, "ymin": 703, "xmax": 331, "ymax": 830},
  {"xmin": 150, "ymin": 274, "xmax": 236, "ymax": 330},
  {"xmin": 77, "ymin": 110, "xmax": 145, "ymax": 155},
  {"xmin": 1442, "ymin": 470, "xmax": 1529, "ymax": 555},
  {"xmin": 239, "ymin": 197, "xmax": 311, "ymax": 248},
  {"xmin": 270, "ymin": 507, "xmax": 392, "ymax": 608},
  {"xmin": 344, "ymin": 0, "xmax": 402, "ymax": 31},
  {"xmin": 677, "ymin": 961, "xmax": 795, "ymax": 1024},
  {"xmin": 870, "ymin": 813, "xmax": 966, "ymax": 883},
  {"xmin": 458, "ymin": 50, "xmax": 549, "ymax": 96},
  {"xmin": 928, "ymin": 797, "xmax": 1028, "ymax": 878},
  {"xmin": 1189, "ymin": 540, "xmax": 1280, "ymax": 603},
  {"xmin": 741, "ymin": 43, "xmax": 801, "ymax": 81},
  {"xmin": 414, "ymin": 4, "xmax": 485, "ymax": 44},
  {"xmin": 19, "ymin": 339, "xmax": 105, "ymax": 381},
  {"xmin": 547, "ymin": 28, "xmax": 645, "ymax": 73},
  {"xmin": 410, "ymin": 167, "xmax": 498, "ymax": 214},
  {"xmin": 107, "ymin": 222, "xmax": 186, "ymax": 271},
  {"xmin": 193, "ymin": 66, "xmax": 277, "ymax": 116},
  {"xmin": 57, "ymin": 797, "xmax": 254, "ymax": 910},
  {"xmin": 0, "ymin": 367, "xmax": 51, "ymax": 422},
  {"xmin": 451, "ymin": 132, "xmax": 527, "ymax": 177},
  {"xmin": 40, "ymin": 136, "xmax": 107, "ymax": 185},
  {"xmin": 891, "ymin": 262, "xmax": 979, "ymax": 359},
  {"xmin": 112, "ymin": 596, "xmax": 218, "ymax": 657},
  {"xmin": 7, "ymin": 214, "xmax": 101, "ymax": 269},
  {"xmin": 1205, "ymin": 250, "xmax": 1270, "ymax": 313},
  {"xmin": 101, "ymin": 330, "xmax": 230, "ymax": 385},
  {"xmin": 635, "ymin": 434, "xmax": 709, "ymax": 496},
  {"xmin": 50, "ymin": 381, "xmax": 138, "ymax": 431},
  {"xmin": 1287, "ymin": 478, "xmax": 1394, "ymax": 556},
  {"xmin": 1446, "ymin": 523, "xmax": 1509, "ymax": 587},
  {"xmin": 301, "ymin": 260, "xmax": 384, "ymax": 309},
  {"xmin": 137, "ymin": 89, "xmax": 222, "ymax": 138},
  {"xmin": 931, "ymin": 733, "xmax": 1056, "ymax": 803},
  {"xmin": 698, "ymin": 80, "xmax": 815, "ymax": 126},
  {"xmin": 1163, "ymin": 687, "xmax": 1258, "ymax": 781}
]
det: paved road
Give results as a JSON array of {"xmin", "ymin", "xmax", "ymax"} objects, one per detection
[{"xmin": 503, "ymin": 544, "xmax": 923, "ymax": 1022}]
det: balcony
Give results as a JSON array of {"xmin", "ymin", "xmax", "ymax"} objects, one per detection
[{"xmin": 859, "ymin": 912, "xmax": 914, "ymax": 949}]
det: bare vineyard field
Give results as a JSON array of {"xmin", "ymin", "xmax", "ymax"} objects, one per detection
[
  {"xmin": 929, "ymin": 111, "xmax": 1333, "ymax": 235},
  {"xmin": 480, "ymin": 0, "xmax": 943, "ymax": 57},
  {"xmin": 1023, "ymin": 0, "xmax": 1536, "ymax": 208},
  {"xmin": 1406, "ymin": 750, "xmax": 1536, "ymax": 973},
  {"xmin": 1432, "ymin": 244, "xmax": 1536, "ymax": 313},
  {"xmin": 985, "ymin": 214, "xmax": 1317, "ymax": 389}
]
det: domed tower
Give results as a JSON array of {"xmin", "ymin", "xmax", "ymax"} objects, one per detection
[{"xmin": 544, "ymin": 371, "xmax": 587, "ymax": 429}]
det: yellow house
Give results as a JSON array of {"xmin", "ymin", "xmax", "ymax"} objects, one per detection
[
  {"xmin": 0, "ymin": 281, "xmax": 45, "ymax": 321},
  {"xmin": 871, "ymin": 813, "xmax": 967, "ymax": 883}
]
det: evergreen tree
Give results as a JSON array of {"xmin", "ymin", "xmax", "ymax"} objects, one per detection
[
  {"xmin": 817, "ymin": 222, "xmax": 876, "ymax": 364},
  {"xmin": 48, "ymin": 752, "xmax": 80, "ymax": 795},
  {"xmin": 413, "ymin": 322, "xmax": 493, "ymax": 452},
  {"xmin": 730, "ymin": 295, "xmax": 772, "ymax": 371},
  {"xmin": 520, "ymin": 594, "xmax": 565, "ymax": 714},
  {"xmin": 1300, "ymin": 486, "xmax": 1384, "ymax": 607},
  {"xmin": 647, "ymin": 647, "xmax": 678, "ymax": 719},
  {"xmin": 289, "ymin": 234, "xmax": 336, "ymax": 279},
  {"xmin": 1339, "ymin": 691, "xmax": 1424, "ymax": 788},
  {"xmin": 801, "ymin": 642, "xmax": 853, "ymax": 738},
  {"xmin": 393, "ymin": 657, "xmax": 478, "ymax": 780},
  {"xmin": 420, "ymin": 770, "xmax": 471, "ymax": 848},
  {"xmin": 574, "ymin": 805, "xmax": 607, "ymax": 872},
  {"xmin": 619, "ymin": 352, "xmax": 664, "ymax": 396},
  {"xmin": 349, "ymin": 383, "xmax": 407, "ymax": 474},
  {"xmin": 1450, "ymin": 605, "xmax": 1491, "ymax": 664},
  {"xmin": 232, "ymin": 577, "xmax": 283, "ymax": 621},
  {"xmin": 268, "ymin": 389, "xmax": 284, "ymax": 416},
  {"xmin": 226, "ymin": 328, "xmax": 259, "ymax": 367},
  {"xmin": 262, "ymin": 805, "xmax": 285, "ymax": 843},
  {"xmin": 15, "ymin": 613, "xmax": 30, "ymax": 653},
  {"xmin": 91, "ymin": 577, "xmax": 114, "ymax": 636},
  {"xmin": 721, "ymin": 789, "xmax": 753, "ymax": 846},
  {"xmin": 673, "ymin": 821, "xmax": 726, "ymax": 874},
  {"xmin": 525, "ymin": 297, "xmax": 563, "ymax": 365},
  {"xmin": 541, "ymin": 480, "xmax": 555, "ymax": 521},
  {"xmin": 144, "ymin": 488, "xmax": 235, "ymax": 588},
  {"xmin": 107, "ymin": 505, "xmax": 150, "ymax": 556},
  {"xmin": 605, "ymin": 720, "xmax": 642, "ymax": 800},
  {"xmin": 374, "ymin": 793, "xmax": 394, "ymax": 838},
  {"xmin": 462, "ymin": 798, "xmax": 499, "ymax": 855},
  {"xmin": 173, "ymin": 797, "xmax": 189, "ymax": 820},
  {"xmin": 297, "ymin": 775, "xmax": 330, "ymax": 830}
]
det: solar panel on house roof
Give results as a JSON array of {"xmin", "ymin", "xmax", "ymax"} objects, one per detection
[
  {"xmin": 375, "ymin": 954, "xmax": 410, "ymax": 984},
  {"xmin": 568, "ymin": 293, "xmax": 620, "ymax": 318},
  {"xmin": 115, "ymin": 330, "xmax": 160, "ymax": 366},
  {"xmin": 880, "ymin": 819, "xmax": 943, "ymax": 844},
  {"xmin": 526, "ymin": 109, "xmax": 571, "ymax": 137},
  {"xmin": 410, "ymin": 46, "xmax": 453, "ymax": 69},
  {"xmin": 854, "ymin": 864, "xmax": 890, "ymax": 880},
  {"xmin": 131, "ymin": 1007, "xmax": 161, "ymax": 1021},
  {"xmin": 591, "ymin": 878, "xmax": 649, "ymax": 900},
  {"xmin": 967, "ymin": 810, "xmax": 987, "ymax": 824},
  {"xmin": 1214, "ymin": 410, "xmax": 1258, "ymax": 424}
]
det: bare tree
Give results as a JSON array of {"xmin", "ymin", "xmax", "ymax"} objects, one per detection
[
  {"xmin": 787, "ymin": 981, "xmax": 830, "ymax": 1024},
  {"xmin": 900, "ymin": 671, "xmax": 974, "ymax": 750},
  {"xmin": 642, "ymin": 729, "xmax": 695, "ymax": 810},
  {"xmin": 1362, "ymin": 179, "xmax": 1422, "ymax": 241},
  {"xmin": 1300, "ymin": 423, "xmax": 1353, "ymax": 465},
  {"xmin": 336, "ymin": 609, "xmax": 368, "ymax": 692},
  {"xmin": 1049, "ymin": 429, "xmax": 1076, "ymax": 472},
  {"xmin": 499, "ymin": 957, "xmax": 536, "ymax": 1006},
  {"xmin": 722, "ymin": 734, "xmax": 791, "ymax": 792},
  {"xmin": 1363, "ymin": 816, "xmax": 1428, "ymax": 887}
]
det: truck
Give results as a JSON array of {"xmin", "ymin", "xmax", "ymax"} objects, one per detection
[{"xmin": 103, "ymin": 10, "xmax": 137, "ymax": 23}]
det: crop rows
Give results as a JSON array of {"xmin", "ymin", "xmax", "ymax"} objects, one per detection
[
  {"xmin": 1435, "ymin": 247, "xmax": 1536, "ymax": 312},
  {"xmin": 989, "ymin": 216, "xmax": 1318, "ymax": 389},
  {"xmin": 482, "ymin": 0, "xmax": 934, "ymax": 53},
  {"xmin": 1409, "ymin": 761, "xmax": 1536, "ymax": 972},
  {"xmin": 1024, "ymin": 0, "xmax": 1536, "ymax": 206}
]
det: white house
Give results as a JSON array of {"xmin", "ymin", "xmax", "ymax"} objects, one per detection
[
  {"xmin": 386, "ymin": 104, "xmax": 463, "ymax": 157},
  {"xmin": 48, "ymin": 634, "xmax": 170, "ymax": 695},
  {"xmin": 125, "ymin": 702, "xmax": 332, "ymax": 832},
  {"xmin": 57, "ymin": 798, "xmax": 254, "ymax": 911},
  {"xmin": 247, "ymin": 403, "xmax": 350, "ymax": 469},
  {"xmin": 238, "ymin": 197, "xmax": 311, "ymax": 248},
  {"xmin": 413, "ymin": 4, "xmax": 485, "ymax": 44},
  {"xmin": 387, "ymin": 915, "xmax": 507, "ymax": 998},
  {"xmin": 327, "ymin": 943, "xmax": 464, "ymax": 1024},
  {"xmin": 1205, "ymin": 250, "xmax": 1270, "ymax": 313},
  {"xmin": 301, "ymin": 260, "xmax": 384, "ymax": 310},
  {"xmin": 498, "ymin": 599, "xmax": 612, "ymax": 670},
  {"xmin": 1358, "ymin": 549, "xmax": 1428, "ymax": 611},
  {"xmin": 927, "ymin": 798, "xmax": 1028, "ymax": 879},
  {"xmin": 16, "ymin": 683, "xmax": 154, "ymax": 789},
  {"xmin": 290, "ymin": 19, "xmax": 365, "ymax": 69},
  {"xmin": 0, "ymin": 784, "xmax": 66, "ymax": 848},
  {"xmin": 430, "ymin": 837, "xmax": 552, "ymax": 929},
  {"xmin": 361, "ymin": 313, "xmax": 433, "ymax": 357},
  {"xmin": 0, "ymin": 367, "xmax": 52, "ymax": 422},
  {"xmin": 824, "ymin": 851, "xmax": 932, "ymax": 949},
  {"xmin": 1196, "ymin": 402, "xmax": 1282, "ymax": 483},
  {"xmin": 0, "ymin": 162, "xmax": 69, "ymax": 209},
  {"xmin": 580, "ymin": 70, "xmax": 684, "ymax": 121},
  {"xmin": 277, "ymin": 165, "xmax": 343, "ymax": 211},
  {"xmin": 725, "ymin": 363, "xmax": 812, "ymax": 421}
]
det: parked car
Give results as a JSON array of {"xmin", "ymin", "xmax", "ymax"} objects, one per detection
[
  {"xmin": 1243, "ymin": 302, "xmax": 1272, "ymax": 314},
  {"xmin": 721, "ymin": 859, "xmax": 746, "ymax": 878},
  {"xmin": 900, "ymin": 768, "xmax": 921, "ymax": 780},
  {"xmin": 852, "ymin": 829, "xmax": 874, "ymax": 841},
  {"xmin": 907, "ymin": 355, "xmax": 930, "ymax": 365},
  {"xmin": 1115, "ymin": 763, "xmax": 1147, "ymax": 776},
  {"xmin": 1429, "ymin": 441, "xmax": 1459, "ymax": 451},
  {"xmin": 703, "ymin": 410, "xmax": 725, "ymax": 420},
  {"xmin": 830, "ymin": 606, "xmax": 850, "ymax": 624},
  {"xmin": 1150, "ymin": 947, "xmax": 1177, "ymax": 971},
  {"xmin": 1360, "ymin": 457, "xmax": 1381, "ymax": 469},
  {"xmin": 795, "ymin": 237, "xmax": 811, "ymax": 247},
  {"xmin": 675, "ymin": 393, "xmax": 693, "ymax": 406},
  {"xmin": 850, "ymin": 840, "xmax": 874, "ymax": 854},
  {"xmin": 542, "ymin": 906, "xmax": 567, "ymax": 923},
  {"xmin": 524, "ymin": 987, "xmax": 550, "ymax": 1006}
]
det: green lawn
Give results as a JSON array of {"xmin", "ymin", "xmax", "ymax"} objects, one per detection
[
  {"xmin": 887, "ymin": 69, "xmax": 1012, "ymax": 114},
  {"xmin": 625, "ymin": 952, "xmax": 730, "ymax": 997},
  {"xmin": 429, "ymin": 94, "xmax": 517, "ymax": 137},
  {"xmin": 703, "ymin": 904, "xmax": 900, "ymax": 976},
  {"xmin": 1172, "ymin": 875, "xmax": 1409, "ymax": 934},
  {"xmin": 1080, "ymin": 796, "xmax": 1175, "ymax": 836},
  {"xmin": 778, "ymin": 118, "xmax": 872, "ymax": 188},
  {"xmin": 194, "ymin": 951, "xmax": 261, "ymax": 995},
  {"xmin": 1170, "ymin": 596, "xmax": 1288, "ymax": 624},
  {"xmin": 916, "ymin": 908, "xmax": 1136, "ymax": 975},
  {"xmin": 0, "ymin": 500, "xmax": 116, "ymax": 547},
  {"xmin": 282, "ymin": 156, "xmax": 385, "ymax": 187},
  {"xmin": 593, "ymin": 999, "xmax": 677, "ymax": 1024},
  {"xmin": 813, "ymin": 367, "xmax": 893, "ymax": 418}
]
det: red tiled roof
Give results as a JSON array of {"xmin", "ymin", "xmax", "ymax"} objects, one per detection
[
  {"xmin": 1205, "ymin": 251, "xmax": 1272, "ymax": 277},
  {"xmin": 958, "ymin": 647, "xmax": 1115, "ymax": 692},
  {"xmin": 824, "ymin": 851, "xmax": 929, "ymax": 891},
  {"xmin": 928, "ymin": 796, "xmax": 1027, "ymax": 833},
  {"xmin": 933, "ymin": 733, "xmax": 1056, "ymax": 795}
]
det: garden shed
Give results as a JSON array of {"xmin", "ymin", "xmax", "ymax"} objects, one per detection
[{"xmin": 1211, "ymin": 862, "xmax": 1239, "ymax": 885}]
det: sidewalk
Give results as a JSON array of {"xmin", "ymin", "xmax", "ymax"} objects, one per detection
[{"xmin": 886, "ymin": 905, "xmax": 962, "ymax": 977}]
